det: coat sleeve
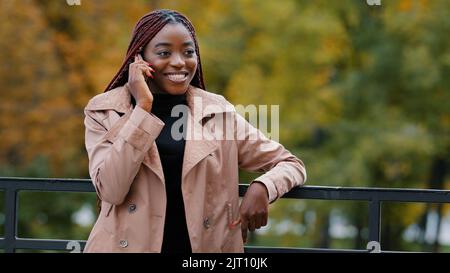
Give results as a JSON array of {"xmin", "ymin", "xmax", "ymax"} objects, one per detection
[
  {"xmin": 234, "ymin": 112, "xmax": 306, "ymax": 203},
  {"xmin": 84, "ymin": 106, "xmax": 164, "ymax": 205}
]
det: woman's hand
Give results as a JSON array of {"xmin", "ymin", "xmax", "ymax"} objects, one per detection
[
  {"xmin": 127, "ymin": 54, "xmax": 155, "ymax": 112},
  {"xmin": 235, "ymin": 182, "xmax": 269, "ymax": 243}
]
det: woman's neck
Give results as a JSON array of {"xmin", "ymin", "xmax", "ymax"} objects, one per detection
[{"xmin": 151, "ymin": 92, "xmax": 187, "ymax": 116}]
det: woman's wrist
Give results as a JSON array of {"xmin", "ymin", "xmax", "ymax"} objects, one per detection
[
  {"xmin": 137, "ymin": 100, "xmax": 152, "ymax": 112},
  {"xmin": 250, "ymin": 181, "xmax": 269, "ymax": 200}
]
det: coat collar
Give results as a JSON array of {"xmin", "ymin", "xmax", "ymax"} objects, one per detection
[{"xmin": 84, "ymin": 85, "xmax": 235, "ymax": 123}]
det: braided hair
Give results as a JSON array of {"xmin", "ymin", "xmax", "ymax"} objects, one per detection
[{"xmin": 104, "ymin": 9, "xmax": 205, "ymax": 92}]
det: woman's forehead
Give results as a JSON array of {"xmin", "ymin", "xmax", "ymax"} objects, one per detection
[{"xmin": 149, "ymin": 23, "xmax": 194, "ymax": 47}]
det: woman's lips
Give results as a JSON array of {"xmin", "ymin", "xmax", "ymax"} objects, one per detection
[{"xmin": 164, "ymin": 72, "xmax": 188, "ymax": 83}]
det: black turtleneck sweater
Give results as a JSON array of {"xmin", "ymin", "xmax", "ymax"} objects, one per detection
[{"xmin": 151, "ymin": 92, "xmax": 191, "ymax": 253}]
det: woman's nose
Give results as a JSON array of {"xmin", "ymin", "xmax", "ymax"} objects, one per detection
[{"xmin": 170, "ymin": 53, "xmax": 185, "ymax": 68}]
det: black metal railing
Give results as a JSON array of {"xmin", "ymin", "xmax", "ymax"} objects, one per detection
[{"xmin": 1, "ymin": 177, "xmax": 450, "ymax": 253}]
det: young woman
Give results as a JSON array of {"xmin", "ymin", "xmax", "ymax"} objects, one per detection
[{"xmin": 83, "ymin": 9, "xmax": 306, "ymax": 253}]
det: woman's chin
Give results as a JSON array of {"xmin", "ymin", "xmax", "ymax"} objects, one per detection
[
  {"xmin": 161, "ymin": 85, "xmax": 190, "ymax": 95},
  {"xmin": 149, "ymin": 82, "xmax": 189, "ymax": 95}
]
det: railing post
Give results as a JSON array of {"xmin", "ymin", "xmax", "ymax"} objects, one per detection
[
  {"xmin": 368, "ymin": 199, "xmax": 381, "ymax": 246},
  {"xmin": 4, "ymin": 188, "xmax": 18, "ymax": 253}
]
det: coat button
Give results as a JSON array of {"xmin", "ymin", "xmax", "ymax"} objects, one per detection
[
  {"xmin": 119, "ymin": 240, "xmax": 128, "ymax": 248},
  {"xmin": 128, "ymin": 204, "xmax": 136, "ymax": 213},
  {"xmin": 203, "ymin": 218, "xmax": 211, "ymax": 229}
]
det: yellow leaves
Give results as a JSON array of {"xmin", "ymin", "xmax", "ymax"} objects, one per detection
[
  {"xmin": 398, "ymin": 0, "xmax": 430, "ymax": 12},
  {"xmin": 315, "ymin": 86, "xmax": 342, "ymax": 126},
  {"xmin": 226, "ymin": 65, "xmax": 265, "ymax": 105},
  {"xmin": 239, "ymin": 0, "xmax": 296, "ymax": 29},
  {"xmin": 441, "ymin": 114, "xmax": 450, "ymax": 129},
  {"xmin": 402, "ymin": 46, "xmax": 440, "ymax": 90},
  {"xmin": 398, "ymin": 0, "xmax": 413, "ymax": 11},
  {"xmin": 316, "ymin": 35, "xmax": 349, "ymax": 65},
  {"xmin": 381, "ymin": 160, "xmax": 412, "ymax": 181}
]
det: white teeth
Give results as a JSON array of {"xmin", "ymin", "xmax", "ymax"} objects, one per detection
[{"xmin": 167, "ymin": 73, "xmax": 187, "ymax": 82}]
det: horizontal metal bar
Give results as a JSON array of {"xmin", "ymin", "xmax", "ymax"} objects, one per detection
[
  {"xmin": 240, "ymin": 184, "xmax": 450, "ymax": 203},
  {"xmin": 8, "ymin": 238, "xmax": 369, "ymax": 253},
  {"xmin": 285, "ymin": 186, "xmax": 450, "ymax": 203},
  {"xmin": 245, "ymin": 246, "xmax": 425, "ymax": 253},
  {"xmin": 14, "ymin": 238, "xmax": 86, "ymax": 252},
  {"xmin": 244, "ymin": 246, "xmax": 368, "ymax": 253},
  {"xmin": 0, "ymin": 177, "xmax": 94, "ymax": 192},
  {"xmin": 2, "ymin": 177, "xmax": 449, "ymax": 203},
  {"xmin": 0, "ymin": 238, "xmax": 425, "ymax": 253}
]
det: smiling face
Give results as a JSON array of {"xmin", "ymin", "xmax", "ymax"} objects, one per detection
[{"xmin": 142, "ymin": 23, "xmax": 198, "ymax": 95}]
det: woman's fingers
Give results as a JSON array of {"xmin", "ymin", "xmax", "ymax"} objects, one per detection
[
  {"xmin": 240, "ymin": 218, "xmax": 249, "ymax": 244},
  {"xmin": 248, "ymin": 217, "xmax": 256, "ymax": 232},
  {"xmin": 232, "ymin": 214, "xmax": 267, "ymax": 244},
  {"xmin": 127, "ymin": 54, "xmax": 154, "ymax": 109},
  {"xmin": 133, "ymin": 55, "xmax": 155, "ymax": 71},
  {"xmin": 262, "ymin": 213, "xmax": 268, "ymax": 227},
  {"xmin": 131, "ymin": 63, "xmax": 153, "ymax": 79},
  {"xmin": 135, "ymin": 62, "xmax": 154, "ymax": 72},
  {"xmin": 230, "ymin": 218, "xmax": 241, "ymax": 229},
  {"xmin": 142, "ymin": 66, "xmax": 154, "ymax": 78},
  {"xmin": 254, "ymin": 215, "xmax": 262, "ymax": 230},
  {"xmin": 257, "ymin": 211, "xmax": 268, "ymax": 228}
]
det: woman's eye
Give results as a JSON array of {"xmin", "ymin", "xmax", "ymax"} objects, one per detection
[
  {"xmin": 157, "ymin": 51, "xmax": 170, "ymax": 57},
  {"xmin": 185, "ymin": 49, "xmax": 195, "ymax": 56}
]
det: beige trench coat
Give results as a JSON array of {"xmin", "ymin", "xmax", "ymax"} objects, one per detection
[{"xmin": 83, "ymin": 85, "xmax": 306, "ymax": 253}]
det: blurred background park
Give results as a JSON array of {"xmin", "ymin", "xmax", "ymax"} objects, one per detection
[{"xmin": 0, "ymin": 0, "xmax": 449, "ymax": 252}]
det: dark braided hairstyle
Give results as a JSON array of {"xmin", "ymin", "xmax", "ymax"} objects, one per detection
[{"xmin": 104, "ymin": 9, "xmax": 205, "ymax": 92}]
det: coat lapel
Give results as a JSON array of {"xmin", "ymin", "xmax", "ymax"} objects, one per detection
[
  {"xmin": 181, "ymin": 107, "xmax": 219, "ymax": 181},
  {"xmin": 181, "ymin": 87, "xmax": 235, "ymax": 180}
]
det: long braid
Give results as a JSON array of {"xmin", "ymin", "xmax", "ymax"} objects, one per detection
[{"xmin": 104, "ymin": 9, "xmax": 205, "ymax": 92}]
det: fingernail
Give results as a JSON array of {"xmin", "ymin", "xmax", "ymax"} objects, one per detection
[{"xmin": 230, "ymin": 219, "xmax": 240, "ymax": 228}]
